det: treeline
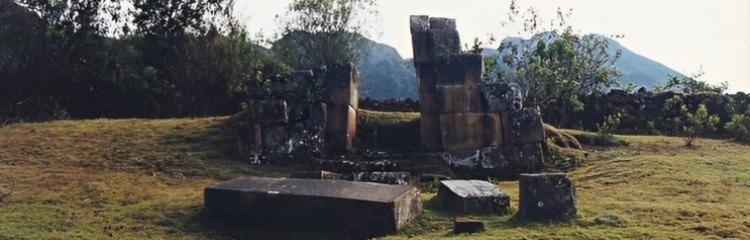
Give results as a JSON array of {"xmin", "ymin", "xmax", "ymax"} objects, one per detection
[{"xmin": 0, "ymin": 0, "xmax": 289, "ymax": 122}]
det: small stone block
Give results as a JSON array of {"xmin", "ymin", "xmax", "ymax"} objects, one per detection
[
  {"xmin": 435, "ymin": 54, "xmax": 483, "ymax": 85},
  {"xmin": 435, "ymin": 180, "xmax": 510, "ymax": 214},
  {"xmin": 351, "ymin": 172, "xmax": 410, "ymax": 185},
  {"xmin": 453, "ymin": 217, "xmax": 485, "ymax": 234},
  {"xmin": 518, "ymin": 173, "xmax": 577, "ymax": 221}
]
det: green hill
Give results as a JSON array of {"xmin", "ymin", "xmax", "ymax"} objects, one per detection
[{"xmin": 1, "ymin": 117, "xmax": 749, "ymax": 239}]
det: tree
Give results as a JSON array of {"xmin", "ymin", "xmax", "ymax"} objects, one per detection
[
  {"xmin": 654, "ymin": 70, "xmax": 728, "ymax": 94},
  {"xmin": 2, "ymin": 0, "xmax": 284, "ymax": 120},
  {"xmin": 681, "ymin": 104, "xmax": 720, "ymax": 147},
  {"xmin": 493, "ymin": 0, "xmax": 622, "ymax": 126},
  {"xmin": 273, "ymin": 0, "xmax": 378, "ymax": 69}
]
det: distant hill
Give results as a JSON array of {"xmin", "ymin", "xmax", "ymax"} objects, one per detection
[
  {"xmin": 357, "ymin": 39, "xmax": 418, "ymax": 99},
  {"xmin": 272, "ymin": 32, "xmax": 683, "ymax": 99},
  {"xmin": 482, "ymin": 33, "xmax": 684, "ymax": 89}
]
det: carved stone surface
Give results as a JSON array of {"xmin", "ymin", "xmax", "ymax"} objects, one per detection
[
  {"xmin": 205, "ymin": 177, "xmax": 422, "ymax": 237},
  {"xmin": 435, "ymin": 180, "xmax": 510, "ymax": 214},
  {"xmin": 518, "ymin": 173, "xmax": 577, "ymax": 221}
]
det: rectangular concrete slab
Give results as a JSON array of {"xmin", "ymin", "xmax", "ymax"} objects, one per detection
[{"xmin": 205, "ymin": 177, "xmax": 422, "ymax": 236}]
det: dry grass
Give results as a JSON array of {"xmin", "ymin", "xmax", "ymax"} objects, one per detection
[{"xmin": 1, "ymin": 117, "xmax": 749, "ymax": 239}]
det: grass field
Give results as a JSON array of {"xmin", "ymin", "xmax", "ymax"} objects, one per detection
[{"xmin": 1, "ymin": 116, "xmax": 749, "ymax": 239}]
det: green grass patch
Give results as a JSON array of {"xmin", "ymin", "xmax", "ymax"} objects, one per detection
[{"xmin": 1, "ymin": 118, "xmax": 749, "ymax": 239}]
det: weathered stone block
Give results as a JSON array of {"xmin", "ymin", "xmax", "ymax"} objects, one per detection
[
  {"xmin": 519, "ymin": 143, "xmax": 545, "ymax": 173},
  {"xmin": 315, "ymin": 63, "xmax": 359, "ymax": 109},
  {"xmin": 288, "ymin": 170, "xmax": 343, "ymax": 180},
  {"xmin": 419, "ymin": 93, "xmax": 439, "ymax": 114},
  {"xmin": 440, "ymin": 113, "xmax": 501, "ymax": 151},
  {"xmin": 351, "ymin": 171, "xmax": 410, "ymax": 185},
  {"xmin": 518, "ymin": 173, "xmax": 577, "ymax": 221},
  {"xmin": 409, "ymin": 15, "xmax": 430, "ymax": 32},
  {"xmin": 420, "ymin": 112, "xmax": 443, "ymax": 151},
  {"xmin": 479, "ymin": 83, "xmax": 522, "ymax": 112},
  {"xmin": 502, "ymin": 107, "xmax": 545, "ymax": 144},
  {"xmin": 429, "ymin": 17, "xmax": 456, "ymax": 30},
  {"xmin": 436, "ymin": 84, "xmax": 484, "ymax": 113},
  {"xmin": 443, "ymin": 144, "xmax": 543, "ymax": 179},
  {"xmin": 415, "ymin": 63, "xmax": 438, "ymax": 94},
  {"xmin": 435, "ymin": 54, "xmax": 483, "ymax": 85},
  {"xmin": 325, "ymin": 104, "xmax": 356, "ymax": 157},
  {"xmin": 205, "ymin": 177, "xmax": 422, "ymax": 237},
  {"xmin": 271, "ymin": 70, "xmax": 315, "ymax": 101},
  {"xmin": 255, "ymin": 100, "xmax": 288, "ymax": 123},
  {"xmin": 453, "ymin": 217, "xmax": 485, "ymax": 234},
  {"xmin": 411, "ymin": 31, "xmax": 432, "ymax": 64},
  {"xmin": 429, "ymin": 29, "xmax": 461, "ymax": 56},
  {"xmin": 435, "ymin": 180, "xmax": 510, "ymax": 214}
]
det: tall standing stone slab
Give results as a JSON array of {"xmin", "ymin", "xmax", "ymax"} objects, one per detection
[
  {"xmin": 205, "ymin": 177, "xmax": 422, "ymax": 237},
  {"xmin": 435, "ymin": 180, "xmax": 510, "ymax": 214},
  {"xmin": 518, "ymin": 173, "xmax": 577, "ymax": 221}
]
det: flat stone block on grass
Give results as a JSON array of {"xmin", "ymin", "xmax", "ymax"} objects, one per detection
[
  {"xmin": 204, "ymin": 177, "xmax": 422, "ymax": 237},
  {"xmin": 435, "ymin": 180, "xmax": 510, "ymax": 214},
  {"xmin": 453, "ymin": 217, "xmax": 485, "ymax": 234},
  {"xmin": 518, "ymin": 173, "xmax": 577, "ymax": 221}
]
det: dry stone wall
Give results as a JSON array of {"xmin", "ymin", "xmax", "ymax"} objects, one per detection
[{"xmin": 410, "ymin": 15, "xmax": 546, "ymax": 179}]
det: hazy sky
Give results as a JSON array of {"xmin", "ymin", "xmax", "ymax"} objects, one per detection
[{"xmin": 235, "ymin": 0, "xmax": 750, "ymax": 92}]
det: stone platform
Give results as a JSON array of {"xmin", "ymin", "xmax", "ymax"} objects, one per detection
[{"xmin": 204, "ymin": 177, "xmax": 422, "ymax": 236}]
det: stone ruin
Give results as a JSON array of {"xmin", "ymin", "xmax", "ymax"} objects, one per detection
[
  {"xmin": 410, "ymin": 15, "xmax": 546, "ymax": 179},
  {"xmin": 236, "ymin": 63, "xmax": 358, "ymax": 162},
  {"xmin": 206, "ymin": 16, "xmax": 574, "ymax": 238}
]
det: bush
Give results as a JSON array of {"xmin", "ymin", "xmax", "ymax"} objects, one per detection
[{"xmin": 725, "ymin": 107, "xmax": 750, "ymax": 143}]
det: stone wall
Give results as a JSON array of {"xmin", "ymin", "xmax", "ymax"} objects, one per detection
[
  {"xmin": 410, "ymin": 15, "xmax": 545, "ymax": 179},
  {"xmin": 236, "ymin": 63, "xmax": 359, "ymax": 162}
]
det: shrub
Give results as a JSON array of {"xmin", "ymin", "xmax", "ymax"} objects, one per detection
[{"xmin": 725, "ymin": 107, "xmax": 750, "ymax": 143}]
